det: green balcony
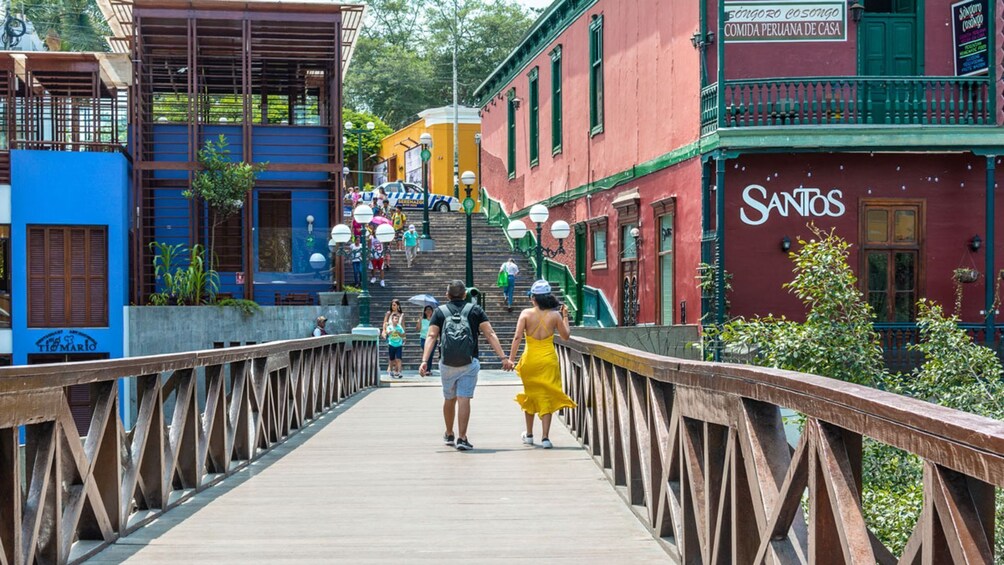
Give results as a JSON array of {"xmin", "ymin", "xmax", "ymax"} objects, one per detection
[{"xmin": 701, "ymin": 76, "xmax": 993, "ymax": 133}]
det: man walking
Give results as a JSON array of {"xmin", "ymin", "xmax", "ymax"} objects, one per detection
[
  {"xmin": 404, "ymin": 224, "xmax": 419, "ymax": 267},
  {"xmin": 420, "ymin": 280, "xmax": 514, "ymax": 451},
  {"xmin": 500, "ymin": 258, "xmax": 519, "ymax": 311}
]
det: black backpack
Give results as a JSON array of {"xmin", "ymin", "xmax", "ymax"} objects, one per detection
[{"xmin": 439, "ymin": 303, "xmax": 475, "ymax": 366}]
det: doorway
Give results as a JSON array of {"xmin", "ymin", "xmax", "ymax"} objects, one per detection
[
  {"xmin": 857, "ymin": 0, "xmax": 920, "ymax": 123},
  {"xmin": 28, "ymin": 352, "xmax": 109, "ymax": 436}
]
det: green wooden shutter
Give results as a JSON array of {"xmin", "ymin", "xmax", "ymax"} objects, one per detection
[
  {"xmin": 550, "ymin": 46, "xmax": 562, "ymax": 154},
  {"xmin": 507, "ymin": 89, "xmax": 516, "ymax": 178},
  {"xmin": 528, "ymin": 67, "xmax": 539, "ymax": 167}
]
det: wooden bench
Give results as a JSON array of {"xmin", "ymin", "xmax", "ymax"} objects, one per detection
[{"xmin": 275, "ymin": 292, "xmax": 316, "ymax": 305}]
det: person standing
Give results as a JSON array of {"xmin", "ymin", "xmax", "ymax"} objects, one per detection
[
  {"xmin": 350, "ymin": 239, "xmax": 363, "ymax": 286},
  {"xmin": 420, "ymin": 280, "xmax": 514, "ymax": 451},
  {"xmin": 312, "ymin": 315, "xmax": 328, "ymax": 337},
  {"xmin": 404, "ymin": 225, "xmax": 419, "ymax": 267},
  {"xmin": 507, "ymin": 280, "xmax": 576, "ymax": 449},
  {"xmin": 416, "ymin": 305, "xmax": 436, "ymax": 367},
  {"xmin": 369, "ymin": 230, "xmax": 386, "ymax": 287},
  {"xmin": 499, "ymin": 258, "xmax": 519, "ymax": 311},
  {"xmin": 391, "ymin": 205, "xmax": 408, "ymax": 250}
]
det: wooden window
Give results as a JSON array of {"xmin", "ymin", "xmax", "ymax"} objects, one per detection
[
  {"xmin": 586, "ymin": 217, "xmax": 608, "ymax": 268},
  {"xmin": 212, "ymin": 210, "xmax": 243, "ymax": 272},
  {"xmin": 507, "ymin": 89, "xmax": 517, "ymax": 178},
  {"xmin": 550, "ymin": 46, "xmax": 562, "ymax": 154},
  {"xmin": 27, "ymin": 226, "xmax": 108, "ymax": 327},
  {"xmin": 860, "ymin": 200, "xmax": 924, "ymax": 322},
  {"xmin": 258, "ymin": 192, "xmax": 292, "ymax": 272},
  {"xmin": 0, "ymin": 225, "xmax": 9, "ymax": 328},
  {"xmin": 528, "ymin": 67, "xmax": 539, "ymax": 167},
  {"xmin": 589, "ymin": 15, "xmax": 604, "ymax": 135}
]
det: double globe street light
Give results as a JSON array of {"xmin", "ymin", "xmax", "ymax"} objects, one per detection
[
  {"xmin": 506, "ymin": 204, "xmax": 571, "ymax": 279},
  {"xmin": 328, "ymin": 204, "xmax": 396, "ymax": 335}
]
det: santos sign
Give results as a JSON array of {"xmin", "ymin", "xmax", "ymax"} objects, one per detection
[{"xmin": 740, "ymin": 185, "xmax": 846, "ymax": 225}]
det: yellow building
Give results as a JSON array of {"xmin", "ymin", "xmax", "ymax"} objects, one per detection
[{"xmin": 376, "ymin": 105, "xmax": 481, "ymax": 198}]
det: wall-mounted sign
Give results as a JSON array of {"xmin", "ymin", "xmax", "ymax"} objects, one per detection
[
  {"xmin": 724, "ymin": 1, "xmax": 847, "ymax": 43},
  {"xmin": 373, "ymin": 160, "xmax": 389, "ymax": 186},
  {"xmin": 35, "ymin": 329, "xmax": 99, "ymax": 353},
  {"xmin": 740, "ymin": 185, "xmax": 846, "ymax": 225},
  {"xmin": 952, "ymin": 0, "xmax": 989, "ymax": 76},
  {"xmin": 404, "ymin": 147, "xmax": 422, "ymax": 185}
]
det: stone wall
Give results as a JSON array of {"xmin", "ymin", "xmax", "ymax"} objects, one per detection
[
  {"xmin": 127, "ymin": 305, "xmax": 355, "ymax": 357},
  {"xmin": 571, "ymin": 325, "xmax": 702, "ymax": 360}
]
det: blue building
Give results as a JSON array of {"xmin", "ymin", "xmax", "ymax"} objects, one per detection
[{"xmin": 2, "ymin": 1, "xmax": 363, "ymax": 430}]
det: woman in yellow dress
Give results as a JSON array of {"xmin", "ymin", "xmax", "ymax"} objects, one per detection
[{"xmin": 507, "ymin": 280, "xmax": 576, "ymax": 449}]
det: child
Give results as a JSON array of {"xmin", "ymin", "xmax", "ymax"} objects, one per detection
[
  {"xmin": 416, "ymin": 305, "xmax": 435, "ymax": 369},
  {"xmin": 404, "ymin": 225, "xmax": 419, "ymax": 267},
  {"xmin": 385, "ymin": 313, "xmax": 405, "ymax": 378}
]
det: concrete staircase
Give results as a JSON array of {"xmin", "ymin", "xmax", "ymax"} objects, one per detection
[{"xmin": 365, "ymin": 213, "xmax": 552, "ymax": 370}]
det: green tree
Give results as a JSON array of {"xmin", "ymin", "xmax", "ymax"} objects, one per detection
[
  {"xmin": 341, "ymin": 108, "xmax": 393, "ymax": 186},
  {"xmin": 718, "ymin": 224, "xmax": 886, "ymax": 386},
  {"xmin": 184, "ymin": 135, "xmax": 266, "ymax": 274},
  {"xmin": 344, "ymin": 38, "xmax": 440, "ymax": 129},
  {"xmin": 22, "ymin": 0, "xmax": 110, "ymax": 52},
  {"xmin": 426, "ymin": 0, "xmax": 536, "ymax": 104},
  {"xmin": 361, "ymin": 0, "xmax": 429, "ymax": 47}
]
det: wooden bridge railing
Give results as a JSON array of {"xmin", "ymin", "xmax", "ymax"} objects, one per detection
[
  {"xmin": 557, "ymin": 335, "xmax": 1004, "ymax": 563},
  {"xmin": 0, "ymin": 334, "xmax": 378, "ymax": 565}
]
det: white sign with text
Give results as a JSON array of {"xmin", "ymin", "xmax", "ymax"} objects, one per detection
[{"xmin": 740, "ymin": 184, "xmax": 846, "ymax": 225}]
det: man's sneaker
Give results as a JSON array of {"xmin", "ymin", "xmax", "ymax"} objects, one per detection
[
  {"xmin": 521, "ymin": 432, "xmax": 534, "ymax": 445},
  {"xmin": 380, "ymin": 280, "xmax": 386, "ymax": 287},
  {"xmin": 541, "ymin": 438, "xmax": 553, "ymax": 449},
  {"xmin": 370, "ymin": 277, "xmax": 377, "ymax": 283},
  {"xmin": 455, "ymin": 437, "xmax": 473, "ymax": 451},
  {"xmin": 443, "ymin": 433, "xmax": 455, "ymax": 446}
]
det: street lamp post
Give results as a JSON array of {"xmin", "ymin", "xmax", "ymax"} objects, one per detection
[
  {"xmin": 328, "ymin": 204, "xmax": 395, "ymax": 335},
  {"xmin": 460, "ymin": 170, "xmax": 477, "ymax": 287},
  {"xmin": 419, "ymin": 132, "xmax": 434, "ymax": 250},
  {"xmin": 505, "ymin": 204, "xmax": 571, "ymax": 279},
  {"xmin": 344, "ymin": 120, "xmax": 375, "ymax": 190}
]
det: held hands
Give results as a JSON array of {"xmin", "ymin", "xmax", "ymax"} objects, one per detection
[
  {"xmin": 502, "ymin": 358, "xmax": 515, "ymax": 371},
  {"xmin": 560, "ymin": 305, "xmax": 568, "ymax": 318}
]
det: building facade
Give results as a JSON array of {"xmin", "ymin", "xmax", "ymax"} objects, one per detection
[
  {"xmin": 476, "ymin": 0, "xmax": 1004, "ymax": 340},
  {"xmin": 377, "ymin": 105, "xmax": 481, "ymax": 198}
]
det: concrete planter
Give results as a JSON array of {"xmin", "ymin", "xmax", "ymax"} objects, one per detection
[{"xmin": 128, "ymin": 304, "xmax": 356, "ymax": 357}]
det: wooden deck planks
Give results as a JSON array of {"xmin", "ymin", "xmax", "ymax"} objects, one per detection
[{"xmin": 89, "ymin": 381, "xmax": 669, "ymax": 563}]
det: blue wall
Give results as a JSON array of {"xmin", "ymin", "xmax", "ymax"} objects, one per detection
[
  {"xmin": 11, "ymin": 150, "xmax": 130, "ymax": 364},
  {"xmin": 148, "ymin": 125, "xmax": 335, "ymax": 302}
]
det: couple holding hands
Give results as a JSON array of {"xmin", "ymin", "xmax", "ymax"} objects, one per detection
[{"xmin": 419, "ymin": 279, "xmax": 576, "ymax": 451}]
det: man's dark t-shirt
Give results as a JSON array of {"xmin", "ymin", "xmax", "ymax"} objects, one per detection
[{"xmin": 430, "ymin": 300, "xmax": 490, "ymax": 360}]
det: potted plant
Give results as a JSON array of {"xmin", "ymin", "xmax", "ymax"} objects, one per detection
[
  {"xmin": 953, "ymin": 268, "xmax": 979, "ymax": 284},
  {"xmin": 952, "ymin": 268, "xmax": 980, "ymax": 316}
]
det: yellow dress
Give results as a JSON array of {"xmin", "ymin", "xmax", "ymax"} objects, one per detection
[{"xmin": 515, "ymin": 316, "xmax": 577, "ymax": 415}]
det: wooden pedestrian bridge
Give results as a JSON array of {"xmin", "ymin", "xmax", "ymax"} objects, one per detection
[{"xmin": 1, "ymin": 333, "xmax": 1003, "ymax": 564}]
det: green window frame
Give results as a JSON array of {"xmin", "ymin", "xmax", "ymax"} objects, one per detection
[
  {"xmin": 528, "ymin": 67, "xmax": 539, "ymax": 167},
  {"xmin": 550, "ymin": 46, "xmax": 562, "ymax": 154},
  {"xmin": 507, "ymin": 88, "xmax": 516, "ymax": 178},
  {"xmin": 589, "ymin": 14, "xmax": 604, "ymax": 135}
]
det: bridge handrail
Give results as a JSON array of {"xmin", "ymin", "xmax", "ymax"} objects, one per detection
[
  {"xmin": 557, "ymin": 335, "xmax": 1004, "ymax": 562},
  {"xmin": 0, "ymin": 334, "xmax": 379, "ymax": 564}
]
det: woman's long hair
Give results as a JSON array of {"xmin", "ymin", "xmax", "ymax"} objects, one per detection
[
  {"xmin": 390, "ymin": 299, "xmax": 403, "ymax": 314},
  {"xmin": 423, "ymin": 305, "xmax": 434, "ymax": 318},
  {"xmin": 531, "ymin": 292, "xmax": 560, "ymax": 310}
]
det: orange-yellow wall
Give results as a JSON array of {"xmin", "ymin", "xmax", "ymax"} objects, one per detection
[{"xmin": 379, "ymin": 120, "xmax": 481, "ymax": 197}]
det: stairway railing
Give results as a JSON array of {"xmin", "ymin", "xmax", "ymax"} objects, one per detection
[
  {"xmin": 0, "ymin": 334, "xmax": 378, "ymax": 564},
  {"xmin": 557, "ymin": 335, "xmax": 1004, "ymax": 562},
  {"xmin": 480, "ymin": 187, "xmax": 582, "ymax": 320}
]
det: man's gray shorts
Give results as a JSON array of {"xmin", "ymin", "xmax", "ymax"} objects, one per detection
[{"xmin": 440, "ymin": 358, "xmax": 480, "ymax": 399}]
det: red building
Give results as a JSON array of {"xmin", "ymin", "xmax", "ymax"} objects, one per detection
[{"xmin": 476, "ymin": 0, "xmax": 1003, "ymax": 344}]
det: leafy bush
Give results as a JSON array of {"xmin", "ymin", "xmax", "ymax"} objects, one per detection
[
  {"xmin": 148, "ymin": 241, "xmax": 219, "ymax": 305},
  {"xmin": 717, "ymin": 224, "xmax": 886, "ymax": 386},
  {"xmin": 216, "ymin": 298, "xmax": 262, "ymax": 317}
]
